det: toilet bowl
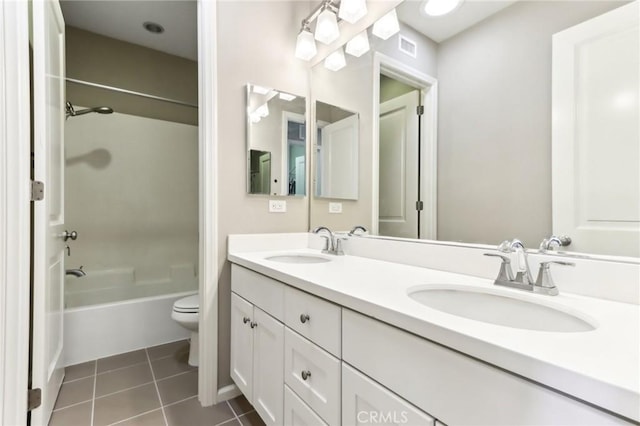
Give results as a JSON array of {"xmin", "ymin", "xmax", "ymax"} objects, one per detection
[{"xmin": 171, "ymin": 294, "xmax": 199, "ymax": 366}]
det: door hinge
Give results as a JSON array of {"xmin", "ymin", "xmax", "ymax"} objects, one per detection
[
  {"xmin": 31, "ymin": 180, "xmax": 44, "ymax": 201},
  {"xmin": 416, "ymin": 201, "xmax": 424, "ymax": 211},
  {"xmin": 27, "ymin": 388, "xmax": 41, "ymax": 411},
  {"xmin": 416, "ymin": 105, "xmax": 424, "ymax": 115}
]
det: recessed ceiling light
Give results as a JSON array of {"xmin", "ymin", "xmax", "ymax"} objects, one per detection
[
  {"xmin": 422, "ymin": 0, "xmax": 464, "ymax": 17},
  {"xmin": 143, "ymin": 21, "xmax": 165, "ymax": 34}
]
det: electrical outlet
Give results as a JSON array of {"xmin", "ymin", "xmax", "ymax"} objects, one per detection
[
  {"xmin": 329, "ymin": 202, "xmax": 342, "ymax": 214},
  {"xmin": 269, "ymin": 199, "xmax": 287, "ymax": 213}
]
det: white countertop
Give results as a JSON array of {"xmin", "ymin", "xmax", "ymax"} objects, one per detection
[{"xmin": 228, "ymin": 248, "xmax": 640, "ymax": 422}]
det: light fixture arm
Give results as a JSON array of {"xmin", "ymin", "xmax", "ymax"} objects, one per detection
[{"xmin": 300, "ymin": 0, "xmax": 340, "ymax": 31}]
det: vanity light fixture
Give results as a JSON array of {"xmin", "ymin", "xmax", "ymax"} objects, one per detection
[
  {"xmin": 345, "ymin": 30, "xmax": 370, "ymax": 57},
  {"xmin": 324, "ymin": 47, "xmax": 347, "ymax": 71},
  {"xmin": 372, "ymin": 8, "xmax": 400, "ymax": 40},
  {"xmin": 315, "ymin": 3, "xmax": 340, "ymax": 44},
  {"xmin": 339, "ymin": 0, "xmax": 367, "ymax": 24},
  {"xmin": 295, "ymin": 24, "xmax": 318, "ymax": 61},
  {"xmin": 422, "ymin": 0, "xmax": 464, "ymax": 17}
]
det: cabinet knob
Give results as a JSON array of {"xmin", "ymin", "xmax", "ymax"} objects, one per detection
[
  {"xmin": 301, "ymin": 370, "xmax": 311, "ymax": 380},
  {"xmin": 243, "ymin": 317, "xmax": 250, "ymax": 324},
  {"xmin": 250, "ymin": 322, "xmax": 257, "ymax": 328},
  {"xmin": 299, "ymin": 314, "xmax": 310, "ymax": 324}
]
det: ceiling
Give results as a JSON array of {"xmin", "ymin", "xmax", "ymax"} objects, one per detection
[
  {"xmin": 60, "ymin": 0, "xmax": 197, "ymax": 61},
  {"xmin": 397, "ymin": 0, "xmax": 519, "ymax": 43}
]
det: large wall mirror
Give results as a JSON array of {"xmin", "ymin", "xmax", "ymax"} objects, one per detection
[
  {"xmin": 315, "ymin": 101, "xmax": 359, "ymax": 200},
  {"xmin": 309, "ymin": 0, "xmax": 639, "ymax": 258},
  {"xmin": 246, "ymin": 83, "xmax": 307, "ymax": 196}
]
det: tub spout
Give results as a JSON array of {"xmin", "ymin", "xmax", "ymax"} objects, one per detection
[{"xmin": 66, "ymin": 266, "xmax": 86, "ymax": 277}]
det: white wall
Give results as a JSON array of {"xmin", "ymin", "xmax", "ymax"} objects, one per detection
[
  {"xmin": 216, "ymin": 0, "xmax": 313, "ymax": 388},
  {"xmin": 65, "ymin": 111, "xmax": 199, "ymax": 307},
  {"xmin": 436, "ymin": 1, "xmax": 628, "ymax": 247}
]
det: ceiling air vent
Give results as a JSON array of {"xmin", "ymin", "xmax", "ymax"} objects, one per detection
[{"xmin": 399, "ymin": 35, "xmax": 417, "ymax": 58}]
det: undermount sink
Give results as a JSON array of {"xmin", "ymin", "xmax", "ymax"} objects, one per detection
[
  {"xmin": 408, "ymin": 284, "xmax": 597, "ymax": 333},
  {"xmin": 266, "ymin": 254, "xmax": 331, "ymax": 264}
]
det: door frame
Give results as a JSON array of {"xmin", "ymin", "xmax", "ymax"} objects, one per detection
[
  {"xmin": 372, "ymin": 52, "xmax": 438, "ymax": 239},
  {"xmin": 0, "ymin": 0, "xmax": 222, "ymax": 418},
  {"xmin": 0, "ymin": 0, "xmax": 31, "ymax": 424}
]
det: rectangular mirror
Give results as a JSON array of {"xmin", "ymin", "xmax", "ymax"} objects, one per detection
[
  {"xmin": 246, "ymin": 83, "xmax": 307, "ymax": 196},
  {"xmin": 309, "ymin": 0, "xmax": 638, "ymax": 258},
  {"xmin": 315, "ymin": 101, "xmax": 359, "ymax": 200}
]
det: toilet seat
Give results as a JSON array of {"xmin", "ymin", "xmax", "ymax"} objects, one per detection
[{"xmin": 173, "ymin": 294, "xmax": 199, "ymax": 313}]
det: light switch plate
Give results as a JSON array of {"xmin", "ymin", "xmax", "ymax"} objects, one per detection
[
  {"xmin": 269, "ymin": 199, "xmax": 287, "ymax": 213},
  {"xmin": 329, "ymin": 202, "xmax": 342, "ymax": 214}
]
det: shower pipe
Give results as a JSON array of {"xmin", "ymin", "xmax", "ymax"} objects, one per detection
[{"xmin": 66, "ymin": 78, "xmax": 198, "ymax": 109}]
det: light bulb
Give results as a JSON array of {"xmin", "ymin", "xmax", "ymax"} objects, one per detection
[
  {"xmin": 295, "ymin": 28, "xmax": 317, "ymax": 61},
  {"xmin": 372, "ymin": 8, "xmax": 400, "ymax": 40},
  {"xmin": 315, "ymin": 8, "xmax": 340, "ymax": 45},
  {"xmin": 423, "ymin": 0, "xmax": 463, "ymax": 17},
  {"xmin": 345, "ymin": 31, "xmax": 370, "ymax": 57},
  {"xmin": 339, "ymin": 0, "xmax": 367, "ymax": 24},
  {"xmin": 324, "ymin": 48, "xmax": 346, "ymax": 72}
]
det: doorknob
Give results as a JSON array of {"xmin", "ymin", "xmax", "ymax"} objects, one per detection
[{"xmin": 62, "ymin": 230, "xmax": 78, "ymax": 241}]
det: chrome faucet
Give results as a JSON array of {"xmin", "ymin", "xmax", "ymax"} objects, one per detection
[
  {"xmin": 311, "ymin": 226, "xmax": 345, "ymax": 255},
  {"xmin": 485, "ymin": 239, "xmax": 575, "ymax": 296},
  {"xmin": 539, "ymin": 235, "xmax": 572, "ymax": 252},
  {"xmin": 66, "ymin": 266, "xmax": 86, "ymax": 277},
  {"xmin": 348, "ymin": 225, "xmax": 368, "ymax": 236}
]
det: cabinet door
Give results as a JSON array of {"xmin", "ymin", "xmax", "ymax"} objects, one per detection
[
  {"xmin": 342, "ymin": 363, "xmax": 434, "ymax": 426},
  {"xmin": 284, "ymin": 385, "xmax": 328, "ymax": 426},
  {"xmin": 231, "ymin": 293, "xmax": 254, "ymax": 402},
  {"xmin": 253, "ymin": 307, "xmax": 285, "ymax": 426}
]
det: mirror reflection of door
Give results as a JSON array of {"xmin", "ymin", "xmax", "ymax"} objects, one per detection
[
  {"xmin": 378, "ymin": 75, "xmax": 421, "ymax": 239},
  {"xmin": 250, "ymin": 149, "xmax": 271, "ymax": 194},
  {"xmin": 284, "ymin": 114, "xmax": 306, "ymax": 195}
]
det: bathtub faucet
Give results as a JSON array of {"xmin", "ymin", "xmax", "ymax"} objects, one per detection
[{"xmin": 66, "ymin": 266, "xmax": 86, "ymax": 277}]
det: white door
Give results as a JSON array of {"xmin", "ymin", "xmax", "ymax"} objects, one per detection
[
  {"xmin": 320, "ymin": 115, "xmax": 359, "ymax": 199},
  {"xmin": 295, "ymin": 156, "xmax": 305, "ymax": 196},
  {"xmin": 341, "ymin": 363, "xmax": 434, "ymax": 426},
  {"xmin": 259, "ymin": 153, "xmax": 271, "ymax": 195},
  {"xmin": 252, "ymin": 307, "xmax": 284, "ymax": 426},
  {"xmin": 31, "ymin": 0, "xmax": 66, "ymax": 424},
  {"xmin": 379, "ymin": 90, "xmax": 420, "ymax": 239},
  {"xmin": 230, "ymin": 293, "xmax": 254, "ymax": 402},
  {"xmin": 552, "ymin": 2, "xmax": 639, "ymax": 257}
]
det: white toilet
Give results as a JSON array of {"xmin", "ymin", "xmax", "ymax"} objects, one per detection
[{"xmin": 171, "ymin": 294, "xmax": 199, "ymax": 367}]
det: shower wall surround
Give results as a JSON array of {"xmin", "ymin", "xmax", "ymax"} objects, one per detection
[{"xmin": 65, "ymin": 111, "xmax": 198, "ymax": 307}]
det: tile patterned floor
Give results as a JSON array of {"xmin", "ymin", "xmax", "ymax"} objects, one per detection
[{"xmin": 49, "ymin": 340, "xmax": 265, "ymax": 426}]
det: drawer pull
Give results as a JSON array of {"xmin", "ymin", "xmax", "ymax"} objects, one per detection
[
  {"xmin": 243, "ymin": 317, "xmax": 250, "ymax": 324},
  {"xmin": 301, "ymin": 370, "xmax": 312, "ymax": 380},
  {"xmin": 250, "ymin": 321, "xmax": 258, "ymax": 328},
  {"xmin": 300, "ymin": 314, "xmax": 310, "ymax": 323}
]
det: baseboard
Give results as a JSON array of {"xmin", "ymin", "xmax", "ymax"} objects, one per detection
[{"xmin": 217, "ymin": 384, "xmax": 241, "ymax": 402}]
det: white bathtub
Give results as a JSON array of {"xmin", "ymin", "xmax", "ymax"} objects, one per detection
[{"xmin": 64, "ymin": 291, "xmax": 195, "ymax": 366}]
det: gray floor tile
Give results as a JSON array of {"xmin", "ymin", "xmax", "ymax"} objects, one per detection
[
  {"xmin": 238, "ymin": 411, "xmax": 265, "ymax": 426},
  {"xmin": 96, "ymin": 362, "xmax": 154, "ymax": 397},
  {"xmin": 64, "ymin": 360, "xmax": 96, "ymax": 382},
  {"xmin": 97, "ymin": 350, "xmax": 148, "ymax": 373},
  {"xmin": 112, "ymin": 408, "xmax": 166, "ymax": 426},
  {"xmin": 53, "ymin": 376, "xmax": 94, "ymax": 410},
  {"xmin": 156, "ymin": 370, "xmax": 198, "ymax": 405},
  {"xmin": 146, "ymin": 340, "xmax": 189, "ymax": 361},
  {"xmin": 93, "ymin": 383, "xmax": 160, "ymax": 426},
  {"xmin": 49, "ymin": 401, "xmax": 92, "ymax": 426},
  {"xmin": 150, "ymin": 354, "xmax": 194, "ymax": 380},
  {"xmin": 164, "ymin": 397, "xmax": 236, "ymax": 426},
  {"xmin": 227, "ymin": 395, "xmax": 254, "ymax": 416}
]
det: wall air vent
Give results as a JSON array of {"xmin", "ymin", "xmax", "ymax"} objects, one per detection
[{"xmin": 399, "ymin": 35, "xmax": 417, "ymax": 58}]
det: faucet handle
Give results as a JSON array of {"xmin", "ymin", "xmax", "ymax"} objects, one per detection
[
  {"xmin": 318, "ymin": 235, "xmax": 331, "ymax": 254},
  {"xmin": 535, "ymin": 260, "xmax": 575, "ymax": 292},
  {"xmin": 334, "ymin": 237, "xmax": 347, "ymax": 256},
  {"xmin": 483, "ymin": 253, "xmax": 515, "ymax": 282}
]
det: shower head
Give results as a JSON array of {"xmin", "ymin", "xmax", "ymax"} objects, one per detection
[{"xmin": 65, "ymin": 101, "xmax": 114, "ymax": 118}]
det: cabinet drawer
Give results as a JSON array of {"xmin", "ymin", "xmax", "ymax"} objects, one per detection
[
  {"xmin": 284, "ymin": 328, "xmax": 340, "ymax": 426},
  {"xmin": 342, "ymin": 363, "xmax": 434, "ymax": 426},
  {"xmin": 284, "ymin": 286, "xmax": 341, "ymax": 356},
  {"xmin": 231, "ymin": 264, "xmax": 284, "ymax": 321},
  {"xmin": 284, "ymin": 385, "xmax": 328, "ymax": 426}
]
